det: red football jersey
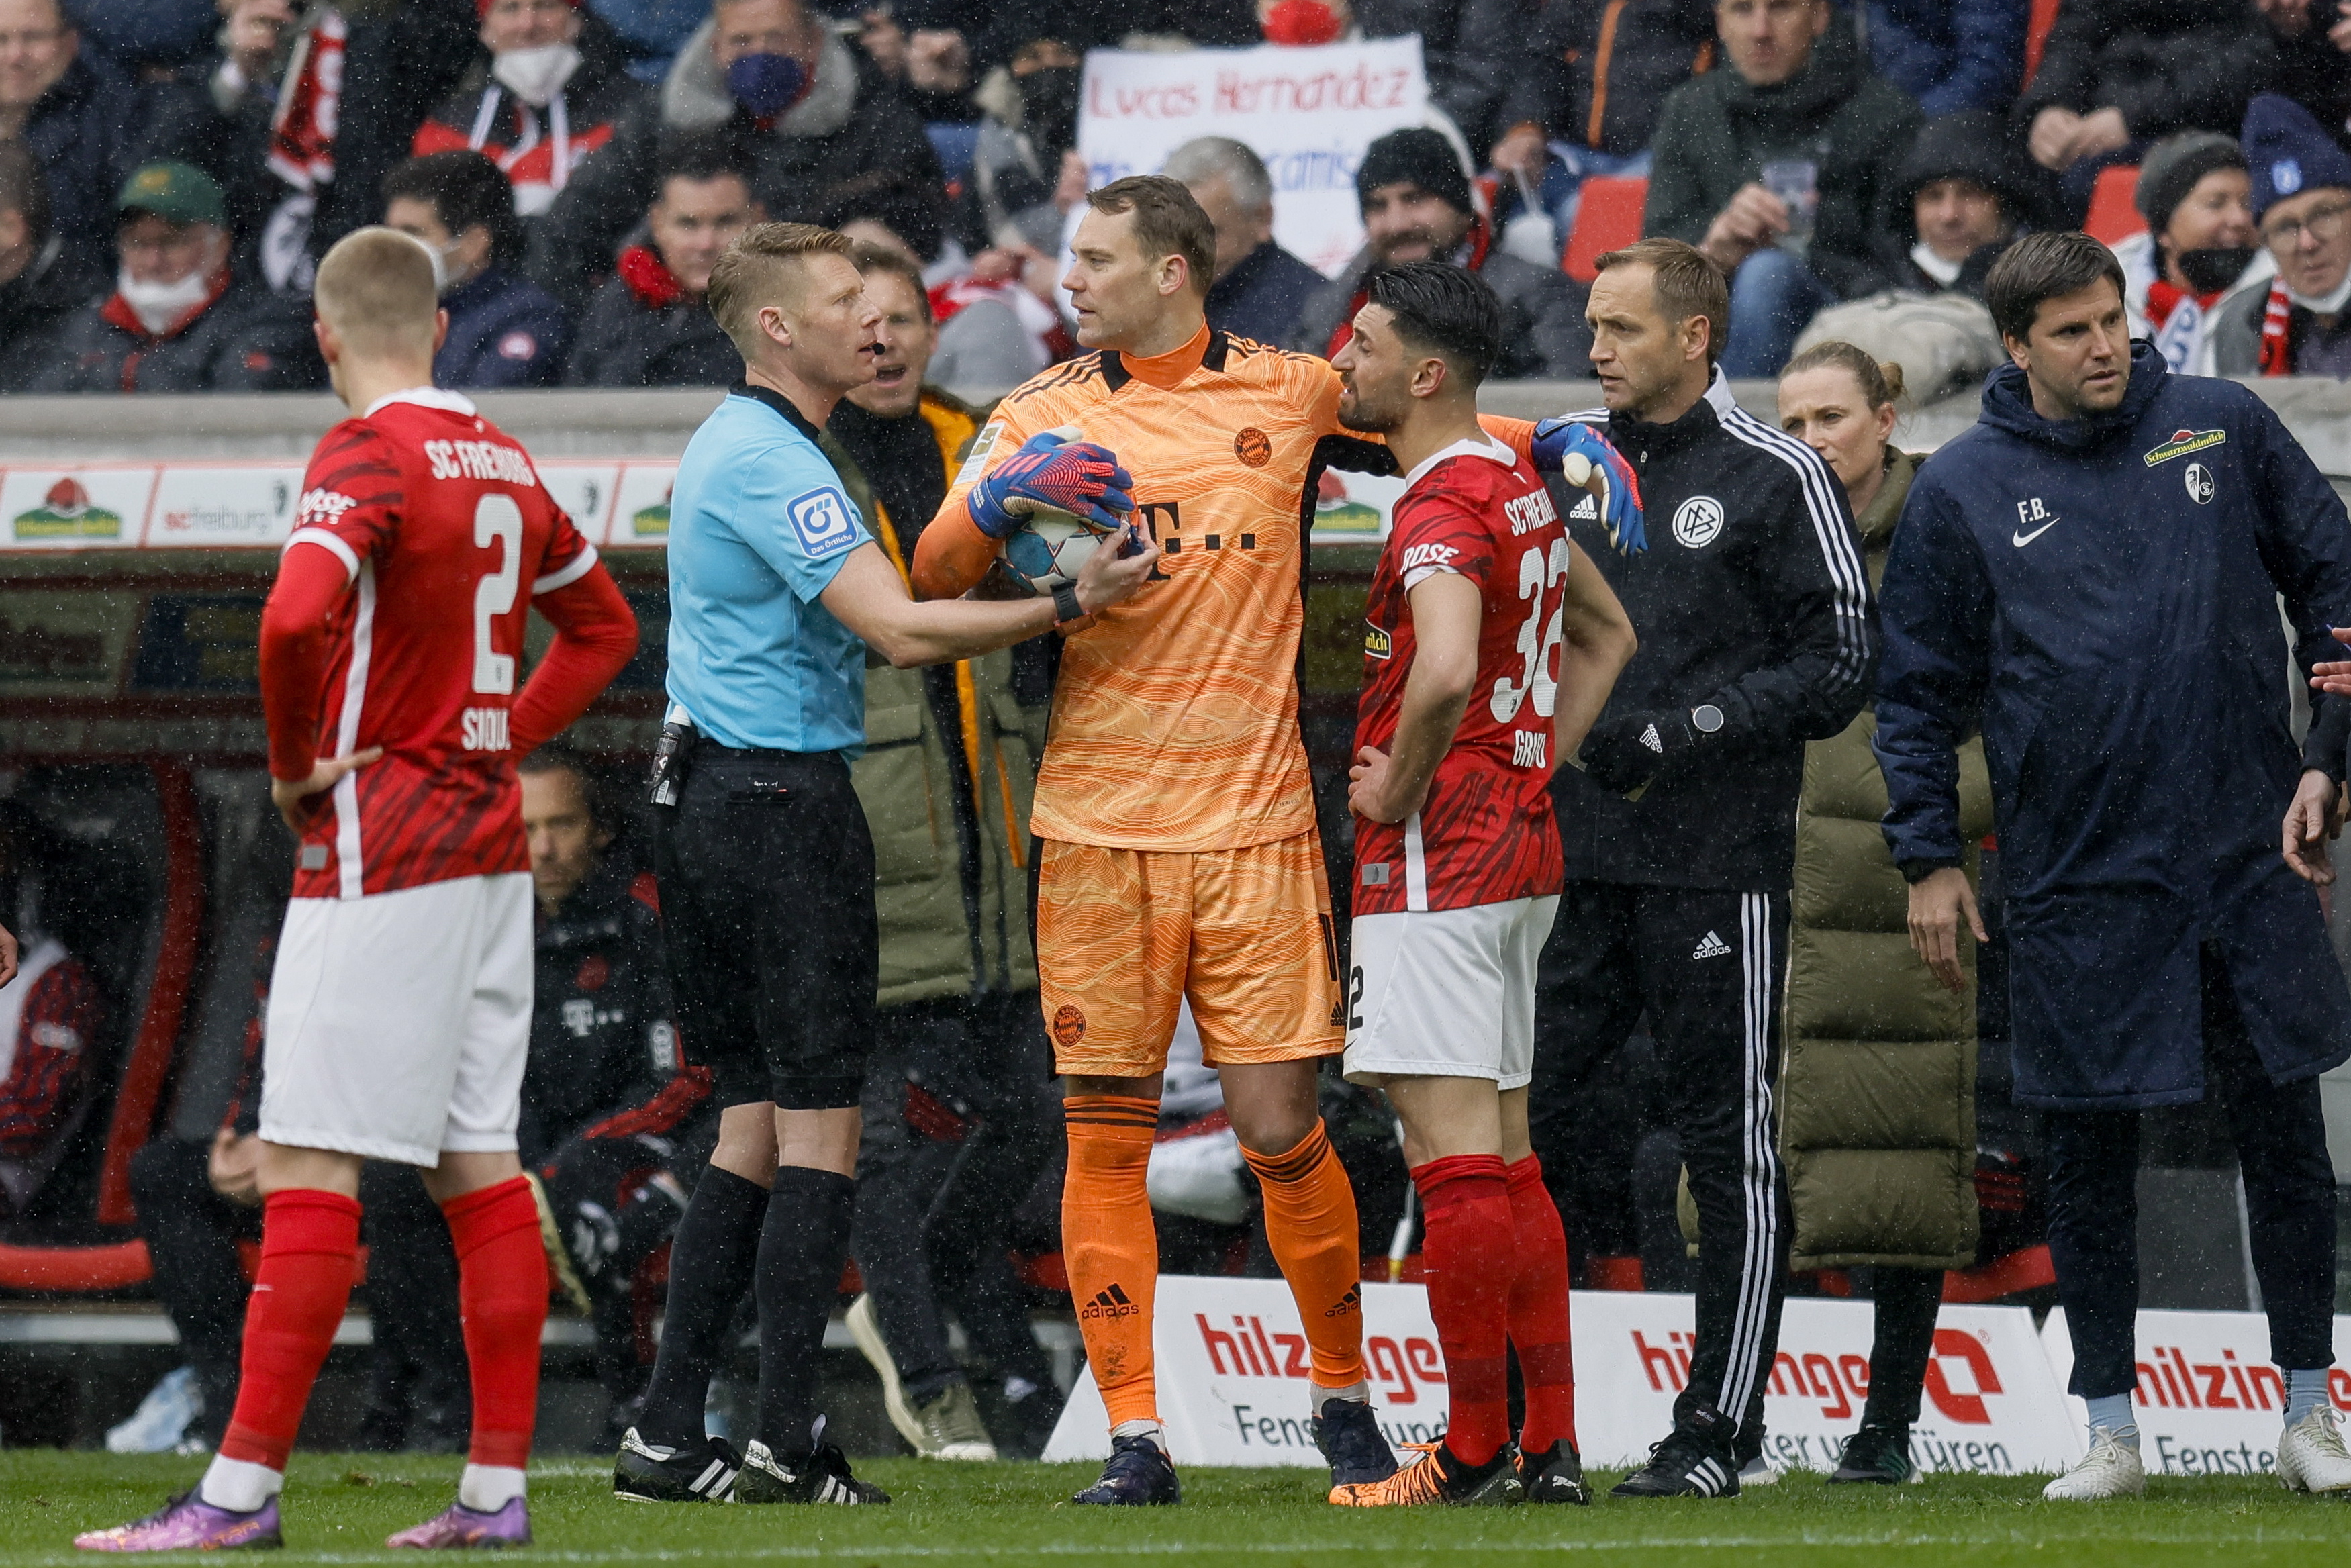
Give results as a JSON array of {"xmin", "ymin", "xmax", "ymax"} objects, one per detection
[
  {"xmin": 277, "ymin": 389, "xmax": 598, "ymax": 899},
  {"xmin": 1353, "ymin": 435, "xmax": 1570, "ymax": 915}
]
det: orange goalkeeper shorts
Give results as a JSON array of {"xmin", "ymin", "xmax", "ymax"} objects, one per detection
[{"xmin": 1035, "ymin": 830, "xmax": 1345, "ymax": 1078}]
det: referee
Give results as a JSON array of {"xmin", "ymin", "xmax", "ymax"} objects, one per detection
[
  {"xmin": 610, "ymin": 224, "xmax": 1159, "ymax": 1508},
  {"xmin": 1527, "ymin": 238, "xmax": 1876, "ymax": 1497}
]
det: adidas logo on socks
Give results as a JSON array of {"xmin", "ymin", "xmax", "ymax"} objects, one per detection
[{"xmin": 1081, "ymin": 1283, "xmax": 1141, "ymax": 1320}]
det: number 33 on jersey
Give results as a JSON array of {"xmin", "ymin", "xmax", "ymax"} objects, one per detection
[
  {"xmin": 279, "ymin": 389, "xmax": 604, "ymax": 899},
  {"xmin": 1353, "ymin": 434, "xmax": 1570, "ymax": 916}
]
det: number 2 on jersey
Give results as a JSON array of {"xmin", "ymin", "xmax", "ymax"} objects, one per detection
[
  {"xmin": 1490, "ymin": 537, "xmax": 1573, "ymax": 723},
  {"xmin": 472, "ymin": 494, "xmax": 522, "ymax": 695}
]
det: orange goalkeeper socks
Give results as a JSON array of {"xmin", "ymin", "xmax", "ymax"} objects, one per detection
[
  {"xmin": 1242, "ymin": 1119, "xmax": 1369, "ymax": 1393},
  {"xmin": 1063, "ymin": 1095, "xmax": 1161, "ymax": 1428}
]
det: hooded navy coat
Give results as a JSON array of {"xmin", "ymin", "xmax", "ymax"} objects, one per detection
[{"xmin": 1875, "ymin": 344, "xmax": 2351, "ymax": 1108}]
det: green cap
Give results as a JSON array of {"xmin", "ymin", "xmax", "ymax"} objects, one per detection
[{"xmin": 116, "ymin": 162, "xmax": 228, "ymax": 228}]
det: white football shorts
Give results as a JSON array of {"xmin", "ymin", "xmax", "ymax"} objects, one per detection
[
  {"xmin": 1343, "ymin": 895, "xmax": 1560, "ymax": 1089},
  {"xmin": 260, "ymin": 871, "xmax": 533, "ymax": 1166}
]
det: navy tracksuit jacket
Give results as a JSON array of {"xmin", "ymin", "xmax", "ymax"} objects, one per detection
[{"xmin": 1875, "ymin": 344, "xmax": 2351, "ymax": 1110}]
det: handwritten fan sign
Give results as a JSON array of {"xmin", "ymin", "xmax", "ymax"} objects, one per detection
[{"xmin": 1076, "ymin": 39, "xmax": 1431, "ymax": 280}]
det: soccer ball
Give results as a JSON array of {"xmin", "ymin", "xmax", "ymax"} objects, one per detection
[{"xmin": 1000, "ymin": 505, "xmax": 1120, "ymax": 593}]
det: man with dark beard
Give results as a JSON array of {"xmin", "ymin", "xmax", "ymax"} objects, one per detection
[{"xmin": 1288, "ymin": 128, "xmax": 1592, "ymax": 379}]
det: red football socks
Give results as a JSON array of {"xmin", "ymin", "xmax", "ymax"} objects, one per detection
[
  {"xmin": 218, "ymin": 1189, "xmax": 363, "ymax": 1472},
  {"xmin": 1506, "ymin": 1155, "xmax": 1578, "ymax": 1455},
  {"xmin": 1413, "ymin": 1154, "xmax": 1514, "ymax": 1467},
  {"xmin": 442, "ymin": 1175, "xmax": 548, "ymax": 1470}
]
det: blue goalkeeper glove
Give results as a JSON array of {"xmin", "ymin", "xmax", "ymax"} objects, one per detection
[
  {"xmin": 969, "ymin": 429, "xmax": 1135, "ymax": 540},
  {"xmin": 1531, "ymin": 418, "xmax": 1646, "ymax": 555}
]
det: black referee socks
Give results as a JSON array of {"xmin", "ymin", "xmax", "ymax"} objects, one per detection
[
  {"xmin": 755, "ymin": 1165, "xmax": 858, "ymax": 1456},
  {"xmin": 634, "ymin": 1164, "xmax": 769, "ymax": 1449}
]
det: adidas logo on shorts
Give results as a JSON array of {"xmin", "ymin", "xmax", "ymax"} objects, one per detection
[
  {"xmin": 1080, "ymin": 1283, "xmax": 1143, "ymax": 1321},
  {"xmin": 1692, "ymin": 930, "xmax": 1732, "ymax": 960}
]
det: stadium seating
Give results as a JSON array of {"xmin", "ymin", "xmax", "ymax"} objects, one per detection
[
  {"xmin": 0, "ymin": 764, "xmax": 197, "ymax": 1281},
  {"xmin": 1564, "ymin": 175, "xmax": 1649, "ymax": 284},
  {"xmin": 2084, "ymin": 165, "xmax": 2146, "ymax": 246}
]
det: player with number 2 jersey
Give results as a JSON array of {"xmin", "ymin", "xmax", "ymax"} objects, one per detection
[
  {"xmin": 272, "ymin": 393, "xmax": 624, "ymax": 899},
  {"xmin": 81, "ymin": 229, "xmax": 638, "ymax": 1556}
]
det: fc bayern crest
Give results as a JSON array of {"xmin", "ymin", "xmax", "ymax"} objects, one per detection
[
  {"xmin": 1672, "ymin": 495, "xmax": 1725, "ymax": 548},
  {"xmin": 2185, "ymin": 462, "xmax": 2215, "ymax": 505}
]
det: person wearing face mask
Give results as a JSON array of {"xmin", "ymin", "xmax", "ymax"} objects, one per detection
[
  {"xmin": 2213, "ymin": 94, "xmax": 2351, "ymax": 377},
  {"xmin": 382, "ymin": 150, "xmax": 572, "ymax": 389},
  {"xmin": 532, "ymin": 0, "xmax": 940, "ymax": 309},
  {"xmin": 1868, "ymin": 111, "xmax": 2047, "ymax": 297},
  {"xmin": 23, "ymin": 161, "xmax": 320, "ymax": 393},
  {"xmin": 968, "ymin": 35, "xmax": 1086, "ymax": 256},
  {"xmin": 564, "ymin": 134, "xmax": 764, "ymax": 387},
  {"xmin": 2115, "ymin": 130, "xmax": 2268, "ymax": 377},
  {"xmin": 411, "ymin": 0, "xmax": 644, "ymax": 219}
]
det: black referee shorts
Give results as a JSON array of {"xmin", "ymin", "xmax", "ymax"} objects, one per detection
[{"xmin": 655, "ymin": 746, "xmax": 877, "ymax": 1112}]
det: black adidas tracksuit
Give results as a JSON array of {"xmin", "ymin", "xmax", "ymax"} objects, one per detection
[{"xmin": 1532, "ymin": 371, "xmax": 1876, "ymax": 1473}]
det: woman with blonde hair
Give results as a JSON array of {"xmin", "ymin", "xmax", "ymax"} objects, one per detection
[{"xmin": 1774, "ymin": 342, "xmax": 1992, "ymax": 1485}]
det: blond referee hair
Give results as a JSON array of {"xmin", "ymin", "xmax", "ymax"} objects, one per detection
[
  {"xmin": 314, "ymin": 226, "xmax": 441, "ymax": 360},
  {"xmin": 706, "ymin": 222, "xmax": 853, "ymax": 358}
]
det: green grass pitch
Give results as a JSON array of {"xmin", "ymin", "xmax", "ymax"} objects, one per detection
[{"xmin": 5, "ymin": 1451, "xmax": 2351, "ymax": 1565}]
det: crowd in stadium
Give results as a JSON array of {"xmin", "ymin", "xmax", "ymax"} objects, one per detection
[
  {"xmin": 9, "ymin": 0, "xmax": 2351, "ymax": 1545},
  {"xmin": 10, "ymin": 0, "xmax": 2351, "ymax": 394}
]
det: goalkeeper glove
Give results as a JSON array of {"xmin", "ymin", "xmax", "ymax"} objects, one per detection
[
  {"xmin": 969, "ymin": 429, "xmax": 1135, "ymax": 540},
  {"xmin": 1531, "ymin": 418, "xmax": 1646, "ymax": 555}
]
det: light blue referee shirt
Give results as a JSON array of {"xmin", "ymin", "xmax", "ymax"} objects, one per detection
[{"xmin": 665, "ymin": 385, "xmax": 870, "ymax": 754}]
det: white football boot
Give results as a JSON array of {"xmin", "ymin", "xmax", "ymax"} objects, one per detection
[
  {"xmin": 2042, "ymin": 1426, "xmax": 2146, "ymax": 1500},
  {"xmin": 2278, "ymin": 1406, "xmax": 2351, "ymax": 1495}
]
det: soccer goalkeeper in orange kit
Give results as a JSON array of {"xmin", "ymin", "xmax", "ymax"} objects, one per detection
[{"xmin": 913, "ymin": 175, "xmax": 1445, "ymax": 1506}]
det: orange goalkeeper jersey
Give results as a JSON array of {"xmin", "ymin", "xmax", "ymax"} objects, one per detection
[
  {"xmin": 918, "ymin": 325, "xmax": 1343, "ymax": 852},
  {"xmin": 912, "ymin": 322, "xmax": 1541, "ymax": 854}
]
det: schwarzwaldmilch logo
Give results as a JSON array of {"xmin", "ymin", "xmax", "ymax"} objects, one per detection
[
  {"xmin": 632, "ymin": 484, "xmax": 673, "ymax": 537},
  {"xmin": 13, "ymin": 479, "xmax": 123, "ymax": 541},
  {"xmin": 2143, "ymin": 428, "xmax": 2225, "ymax": 467},
  {"xmin": 1080, "ymin": 1283, "xmax": 1141, "ymax": 1320}
]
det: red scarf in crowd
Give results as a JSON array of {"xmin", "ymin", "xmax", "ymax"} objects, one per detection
[
  {"xmin": 2256, "ymin": 278, "xmax": 2297, "ymax": 377},
  {"xmin": 618, "ymin": 245, "xmax": 685, "ymax": 309},
  {"xmin": 1323, "ymin": 216, "xmax": 1494, "ymax": 360},
  {"xmin": 265, "ymin": 11, "xmax": 346, "ymax": 194},
  {"xmin": 928, "ymin": 274, "xmax": 1077, "ymax": 365},
  {"xmin": 2144, "ymin": 279, "xmax": 2219, "ymax": 338},
  {"xmin": 100, "ymin": 271, "xmax": 232, "ymax": 344}
]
